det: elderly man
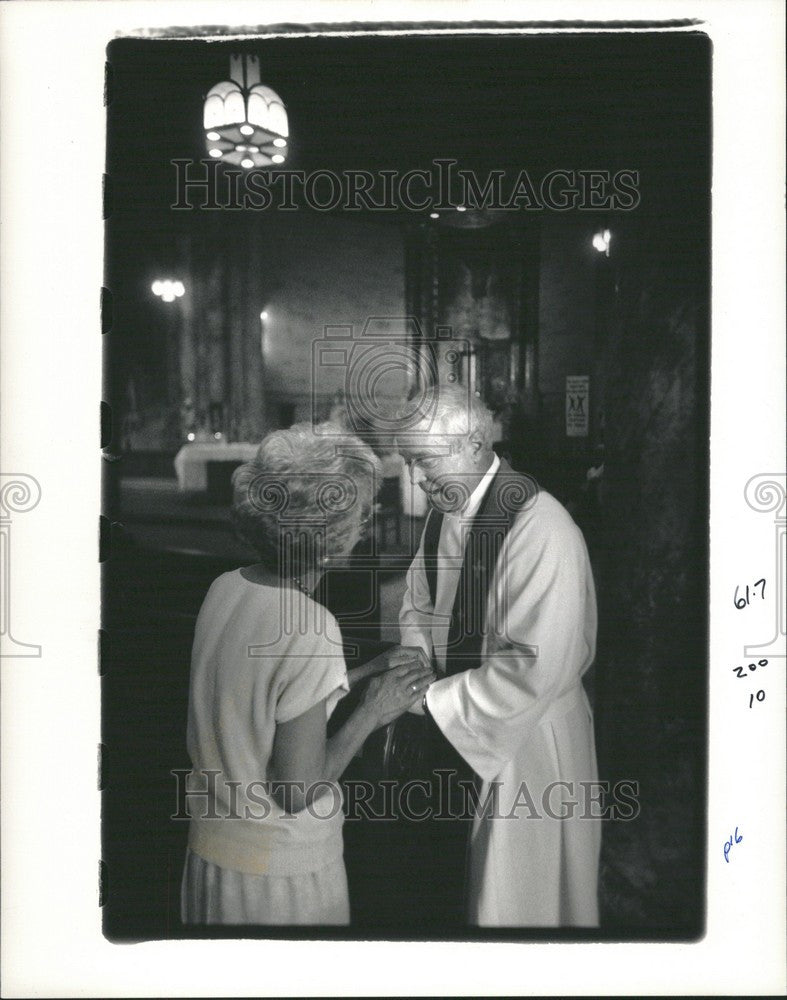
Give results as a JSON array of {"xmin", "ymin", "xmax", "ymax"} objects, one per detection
[{"xmin": 393, "ymin": 384, "xmax": 600, "ymax": 928}]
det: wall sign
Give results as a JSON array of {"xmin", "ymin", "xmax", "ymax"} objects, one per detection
[{"xmin": 566, "ymin": 375, "xmax": 590, "ymax": 437}]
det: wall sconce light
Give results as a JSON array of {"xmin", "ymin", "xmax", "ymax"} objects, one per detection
[
  {"xmin": 592, "ymin": 229, "xmax": 611, "ymax": 257},
  {"xmin": 204, "ymin": 54, "xmax": 288, "ymax": 170},
  {"xmin": 151, "ymin": 279, "xmax": 185, "ymax": 302}
]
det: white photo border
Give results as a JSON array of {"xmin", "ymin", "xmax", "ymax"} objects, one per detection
[{"xmin": 1, "ymin": 1, "xmax": 784, "ymax": 996}]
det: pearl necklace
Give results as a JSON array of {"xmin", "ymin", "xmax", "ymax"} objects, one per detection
[{"xmin": 291, "ymin": 575, "xmax": 311, "ymax": 596}]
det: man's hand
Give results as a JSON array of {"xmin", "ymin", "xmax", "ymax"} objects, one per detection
[
  {"xmin": 348, "ymin": 645, "xmax": 431, "ymax": 687},
  {"xmin": 387, "ymin": 647, "xmax": 433, "ymax": 715}
]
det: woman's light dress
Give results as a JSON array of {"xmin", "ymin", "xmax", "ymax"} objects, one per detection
[{"xmin": 181, "ymin": 571, "xmax": 350, "ymax": 925}]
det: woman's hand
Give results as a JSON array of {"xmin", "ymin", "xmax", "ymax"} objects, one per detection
[
  {"xmin": 359, "ymin": 659, "xmax": 435, "ymax": 729},
  {"xmin": 347, "ymin": 644, "xmax": 430, "ymax": 688}
]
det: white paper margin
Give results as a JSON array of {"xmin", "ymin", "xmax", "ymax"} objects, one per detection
[{"xmin": 1, "ymin": 1, "xmax": 784, "ymax": 996}]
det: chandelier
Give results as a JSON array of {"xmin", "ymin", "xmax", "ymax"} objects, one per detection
[
  {"xmin": 203, "ymin": 54, "xmax": 288, "ymax": 169},
  {"xmin": 151, "ymin": 279, "xmax": 185, "ymax": 303}
]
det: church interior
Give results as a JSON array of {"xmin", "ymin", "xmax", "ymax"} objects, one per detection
[{"xmin": 102, "ymin": 28, "xmax": 710, "ymax": 940}]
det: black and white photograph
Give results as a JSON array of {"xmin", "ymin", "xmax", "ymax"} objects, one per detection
[
  {"xmin": 102, "ymin": 24, "xmax": 711, "ymax": 941},
  {"xmin": 1, "ymin": 2, "xmax": 784, "ymax": 996}
]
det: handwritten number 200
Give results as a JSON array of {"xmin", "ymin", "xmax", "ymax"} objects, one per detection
[{"xmin": 732, "ymin": 659, "xmax": 769, "ymax": 678}]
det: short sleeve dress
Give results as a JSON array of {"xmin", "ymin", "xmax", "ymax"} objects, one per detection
[{"xmin": 180, "ymin": 570, "xmax": 350, "ymax": 925}]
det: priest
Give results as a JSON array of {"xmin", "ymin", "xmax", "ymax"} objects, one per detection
[{"xmin": 395, "ymin": 385, "xmax": 600, "ymax": 928}]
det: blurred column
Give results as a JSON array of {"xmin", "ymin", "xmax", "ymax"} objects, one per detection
[
  {"xmin": 178, "ymin": 235, "xmax": 198, "ymax": 436},
  {"xmin": 243, "ymin": 219, "xmax": 266, "ymax": 441}
]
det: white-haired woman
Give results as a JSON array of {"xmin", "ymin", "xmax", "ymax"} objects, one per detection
[{"xmin": 181, "ymin": 422, "xmax": 434, "ymax": 925}]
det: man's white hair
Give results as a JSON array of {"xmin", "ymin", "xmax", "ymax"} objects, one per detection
[{"xmin": 398, "ymin": 382, "xmax": 494, "ymax": 443}]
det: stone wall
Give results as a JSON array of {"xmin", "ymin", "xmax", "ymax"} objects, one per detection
[
  {"xmin": 257, "ymin": 213, "xmax": 405, "ymax": 424},
  {"xmin": 125, "ymin": 212, "xmax": 405, "ymax": 449},
  {"xmin": 593, "ymin": 172, "xmax": 709, "ymax": 934}
]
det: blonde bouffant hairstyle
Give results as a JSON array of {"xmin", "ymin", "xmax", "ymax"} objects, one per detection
[{"xmin": 231, "ymin": 422, "xmax": 381, "ymax": 574}]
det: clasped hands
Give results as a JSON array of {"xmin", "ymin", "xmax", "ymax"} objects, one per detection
[{"xmin": 350, "ymin": 645, "xmax": 434, "ymax": 728}]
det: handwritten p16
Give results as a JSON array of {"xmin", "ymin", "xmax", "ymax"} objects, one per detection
[{"xmin": 724, "ymin": 827, "xmax": 742, "ymax": 863}]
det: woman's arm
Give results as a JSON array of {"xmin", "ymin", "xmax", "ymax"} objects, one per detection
[
  {"xmin": 346, "ymin": 645, "xmax": 430, "ymax": 689},
  {"xmin": 269, "ymin": 698, "xmax": 366, "ymax": 813},
  {"xmin": 270, "ymin": 660, "xmax": 434, "ymax": 812}
]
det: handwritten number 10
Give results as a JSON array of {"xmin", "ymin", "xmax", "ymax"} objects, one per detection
[
  {"xmin": 735, "ymin": 578, "xmax": 766, "ymax": 609},
  {"xmin": 730, "ymin": 659, "xmax": 768, "ymax": 707}
]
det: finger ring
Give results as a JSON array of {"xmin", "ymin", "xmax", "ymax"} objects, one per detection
[{"xmin": 410, "ymin": 683, "xmax": 417, "ymax": 692}]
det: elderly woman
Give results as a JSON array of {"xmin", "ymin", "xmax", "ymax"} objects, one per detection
[{"xmin": 181, "ymin": 422, "xmax": 433, "ymax": 925}]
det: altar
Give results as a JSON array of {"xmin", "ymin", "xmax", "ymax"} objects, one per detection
[{"xmin": 173, "ymin": 441, "xmax": 259, "ymax": 493}]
